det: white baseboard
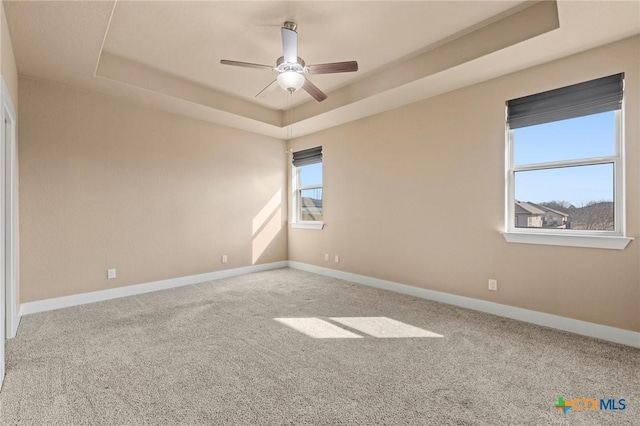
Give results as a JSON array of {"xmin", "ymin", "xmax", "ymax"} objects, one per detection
[
  {"xmin": 19, "ymin": 261, "xmax": 288, "ymax": 317},
  {"xmin": 287, "ymin": 261, "xmax": 640, "ymax": 348}
]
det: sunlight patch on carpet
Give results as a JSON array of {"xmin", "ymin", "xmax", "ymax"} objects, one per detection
[
  {"xmin": 331, "ymin": 317, "xmax": 443, "ymax": 338},
  {"xmin": 275, "ymin": 318, "xmax": 363, "ymax": 339},
  {"xmin": 275, "ymin": 317, "xmax": 443, "ymax": 338}
]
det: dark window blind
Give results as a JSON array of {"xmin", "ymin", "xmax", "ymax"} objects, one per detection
[
  {"xmin": 292, "ymin": 146, "xmax": 322, "ymax": 167},
  {"xmin": 507, "ymin": 73, "xmax": 624, "ymax": 129}
]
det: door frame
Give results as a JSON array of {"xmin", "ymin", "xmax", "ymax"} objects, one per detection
[
  {"xmin": 0, "ymin": 75, "xmax": 17, "ymax": 391},
  {"xmin": 2, "ymin": 76, "xmax": 17, "ymax": 340}
]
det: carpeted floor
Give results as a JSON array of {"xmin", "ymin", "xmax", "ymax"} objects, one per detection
[{"xmin": 0, "ymin": 268, "xmax": 638, "ymax": 425}]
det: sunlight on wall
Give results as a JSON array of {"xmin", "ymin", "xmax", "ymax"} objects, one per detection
[
  {"xmin": 252, "ymin": 189, "xmax": 282, "ymax": 235},
  {"xmin": 252, "ymin": 189, "xmax": 283, "ymax": 264}
]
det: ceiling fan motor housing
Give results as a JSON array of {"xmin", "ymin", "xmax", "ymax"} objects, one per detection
[{"xmin": 276, "ymin": 56, "xmax": 306, "ymax": 73}]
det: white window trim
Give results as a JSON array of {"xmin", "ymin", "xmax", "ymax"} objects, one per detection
[
  {"xmin": 292, "ymin": 222, "xmax": 324, "ymax": 230},
  {"xmin": 291, "ymin": 164, "xmax": 324, "ymax": 229},
  {"xmin": 502, "ymin": 232, "xmax": 631, "ymax": 250},
  {"xmin": 504, "ymin": 109, "xmax": 632, "ymax": 249}
]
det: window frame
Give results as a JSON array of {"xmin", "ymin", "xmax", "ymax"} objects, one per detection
[
  {"xmin": 292, "ymin": 161, "xmax": 324, "ymax": 230},
  {"xmin": 504, "ymin": 105, "xmax": 632, "ymax": 249}
]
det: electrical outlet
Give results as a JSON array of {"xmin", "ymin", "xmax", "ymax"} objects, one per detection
[
  {"xmin": 222, "ymin": 255, "xmax": 228, "ymax": 263},
  {"xmin": 324, "ymin": 253, "xmax": 330, "ymax": 262},
  {"xmin": 107, "ymin": 268, "xmax": 116, "ymax": 279},
  {"xmin": 488, "ymin": 279, "xmax": 498, "ymax": 291},
  {"xmin": 334, "ymin": 255, "xmax": 340, "ymax": 263}
]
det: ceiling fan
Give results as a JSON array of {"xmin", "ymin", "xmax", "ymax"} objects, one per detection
[{"xmin": 220, "ymin": 21, "xmax": 358, "ymax": 102}]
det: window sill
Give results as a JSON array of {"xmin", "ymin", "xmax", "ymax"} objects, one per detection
[
  {"xmin": 502, "ymin": 231, "xmax": 632, "ymax": 250},
  {"xmin": 292, "ymin": 222, "xmax": 324, "ymax": 230}
]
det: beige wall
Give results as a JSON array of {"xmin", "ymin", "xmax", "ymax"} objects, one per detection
[
  {"xmin": 18, "ymin": 77, "xmax": 287, "ymax": 302},
  {"xmin": 288, "ymin": 36, "xmax": 640, "ymax": 332}
]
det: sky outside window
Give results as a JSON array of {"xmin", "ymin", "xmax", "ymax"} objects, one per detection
[
  {"xmin": 513, "ymin": 111, "xmax": 615, "ymax": 206},
  {"xmin": 515, "ymin": 164, "xmax": 613, "ymax": 207},
  {"xmin": 300, "ymin": 162, "xmax": 322, "ymax": 187}
]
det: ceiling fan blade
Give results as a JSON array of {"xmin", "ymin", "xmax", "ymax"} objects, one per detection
[
  {"xmin": 255, "ymin": 79, "xmax": 279, "ymax": 98},
  {"xmin": 302, "ymin": 77, "xmax": 327, "ymax": 102},
  {"xmin": 281, "ymin": 27, "xmax": 298, "ymax": 63},
  {"xmin": 220, "ymin": 59, "xmax": 273, "ymax": 70},
  {"xmin": 307, "ymin": 61, "xmax": 359, "ymax": 74}
]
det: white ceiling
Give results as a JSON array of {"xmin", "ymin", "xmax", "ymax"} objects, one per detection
[{"xmin": 5, "ymin": 1, "xmax": 640, "ymax": 139}]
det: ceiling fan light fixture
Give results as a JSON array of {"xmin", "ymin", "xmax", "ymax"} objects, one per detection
[
  {"xmin": 277, "ymin": 71, "xmax": 305, "ymax": 93},
  {"xmin": 220, "ymin": 22, "xmax": 358, "ymax": 102}
]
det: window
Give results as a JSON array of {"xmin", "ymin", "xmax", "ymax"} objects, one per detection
[
  {"xmin": 505, "ymin": 73, "xmax": 631, "ymax": 249},
  {"xmin": 292, "ymin": 146, "xmax": 323, "ymax": 229}
]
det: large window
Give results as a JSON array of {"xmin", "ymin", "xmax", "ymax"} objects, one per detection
[
  {"xmin": 505, "ymin": 73, "xmax": 629, "ymax": 248},
  {"xmin": 292, "ymin": 146, "xmax": 323, "ymax": 227}
]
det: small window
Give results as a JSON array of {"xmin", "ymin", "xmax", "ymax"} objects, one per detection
[
  {"xmin": 506, "ymin": 73, "xmax": 624, "ymax": 236},
  {"xmin": 292, "ymin": 146, "xmax": 323, "ymax": 224}
]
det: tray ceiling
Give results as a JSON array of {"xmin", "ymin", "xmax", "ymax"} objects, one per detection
[{"xmin": 5, "ymin": 1, "xmax": 640, "ymax": 139}]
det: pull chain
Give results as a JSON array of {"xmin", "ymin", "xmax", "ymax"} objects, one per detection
[{"xmin": 286, "ymin": 91, "xmax": 294, "ymax": 140}]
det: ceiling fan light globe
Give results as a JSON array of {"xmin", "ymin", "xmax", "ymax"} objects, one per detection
[{"xmin": 277, "ymin": 71, "xmax": 305, "ymax": 92}]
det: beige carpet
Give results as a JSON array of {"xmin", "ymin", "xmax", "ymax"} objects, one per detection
[{"xmin": 1, "ymin": 268, "xmax": 638, "ymax": 425}]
